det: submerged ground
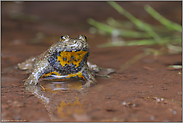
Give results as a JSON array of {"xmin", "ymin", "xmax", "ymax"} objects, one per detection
[{"xmin": 1, "ymin": 1, "xmax": 182, "ymax": 122}]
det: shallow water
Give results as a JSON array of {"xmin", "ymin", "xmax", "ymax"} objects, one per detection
[{"xmin": 1, "ymin": 1, "xmax": 182, "ymax": 122}]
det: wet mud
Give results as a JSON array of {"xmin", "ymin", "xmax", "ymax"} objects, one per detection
[{"xmin": 1, "ymin": 1, "xmax": 182, "ymax": 122}]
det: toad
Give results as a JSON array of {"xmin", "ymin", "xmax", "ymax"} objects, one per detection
[{"xmin": 18, "ymin": 35, "xmax": 100, "ymax": 87}]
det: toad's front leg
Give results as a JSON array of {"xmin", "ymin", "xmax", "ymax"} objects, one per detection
[
  {"xmin": 81, "ymin": 64, "xmax": 97, "ymax": 88},
  {"xmin": 24, "ymin": 59, "xmax": 51, "ymax": 86},
  {"xmin": 87, "ymin": 61, "xmax": 100, "ymax": 73}
]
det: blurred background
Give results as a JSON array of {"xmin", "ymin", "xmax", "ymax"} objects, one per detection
[{"xmin": 2, "ymin": 1, "xmax": 181, "ymax": 36}]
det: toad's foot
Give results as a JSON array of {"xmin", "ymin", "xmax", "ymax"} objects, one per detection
[
  {"xmin": 82, "ymin": 66, "xmax": 97, "ymax": 88},
  {"xmin": 24, "ymin": 74, "xmax": 38, "ymax": 86},
  {"xmin": 17, "ymin": 57, "xmax": 36, "ymax": 71},
  {"xmin": 82, "ymin": 79, "xmax": 96, "ymax": 88}
]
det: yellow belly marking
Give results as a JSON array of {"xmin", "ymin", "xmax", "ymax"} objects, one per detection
[
  {"xmin": 41, "ymin": 71, "xmax": 60, "ymax": 78},
  {"xmin": 66, "ymin": 72, "xmax": 86, "ymax": 81},
  {"xmin": 57, "ymin": 50, "xmax": 87, "ymax": 68},
  {"xmin": 41, "ymin": 71, "xmax": 86, "ymax": 81}
]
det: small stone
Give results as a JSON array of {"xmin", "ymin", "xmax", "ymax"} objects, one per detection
[
  {"xmin": 150, "ymin": 116, "xmax": 154, "ymax": 120},
  {"xmin": 12, "ymin": 101, "xmax": 23, "ymax": 107},
  {"xmin": 122, "ymin": 102, "xmax": 126, "ymax": 106},
  {"xmin": 156, "ymin": 98, "xmax": 160, "ymax": 102},
  {"xmin": 173, "ymin": 110, "xmax": 177, "ymax": 114},
  {"xmin": 7, "ymin": 100, "xmax": 12, "ymax": 103}
]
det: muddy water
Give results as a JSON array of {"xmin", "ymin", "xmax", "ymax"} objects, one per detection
[{"xmin": 1, "ymin": 1, "xmax": 182, "ymax": 122}]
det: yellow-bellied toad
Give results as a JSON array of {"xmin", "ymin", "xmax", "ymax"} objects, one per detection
[{"xmin": 18, "ymin": 35, "xmax": 100, "ymax": 87}]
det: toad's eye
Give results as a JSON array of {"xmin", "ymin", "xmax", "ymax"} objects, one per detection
[
  {"xmin": 78, "ymin": 35, "xmax": 87, "ymax": 42},
  {"xmin": 60, "ymin": 35, "xmax": 70, "ymax": 42}
]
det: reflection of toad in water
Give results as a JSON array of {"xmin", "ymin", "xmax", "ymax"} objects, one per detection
[
  {"xmin": 57, "ymin": 97, "xmax": 86, "ymax": 120},
  {"xmin": 25, "ymin": 80, "xmax": 89, "ymax": 121}
]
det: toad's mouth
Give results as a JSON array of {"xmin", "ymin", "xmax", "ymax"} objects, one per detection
[{"xmin": 57, "ymin": 50, "xmax": 89, "ymax": 68}]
